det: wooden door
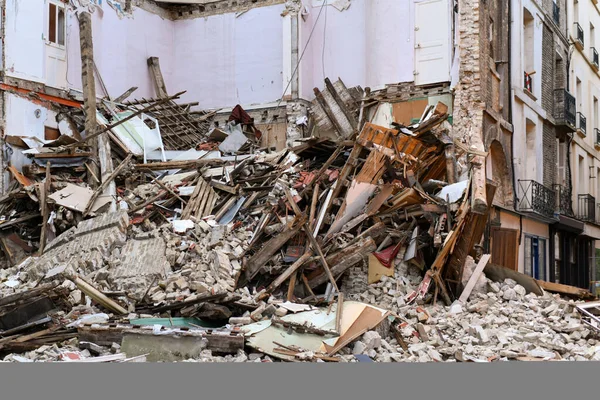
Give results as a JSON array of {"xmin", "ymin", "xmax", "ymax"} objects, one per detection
[{"xmin": 491, "ymin": 228, "xmax": 519, "ymax": 271}]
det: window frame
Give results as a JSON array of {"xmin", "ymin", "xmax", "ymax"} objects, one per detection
[
  {"xmin": 524, "ymin": 234, "xmax": 548, "ymax": 281},
  {"xmin": 46, "ymin": 0, "xmax": 67, "ymax": 49}
]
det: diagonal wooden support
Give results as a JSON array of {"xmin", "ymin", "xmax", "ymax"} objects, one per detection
[{"xmin": 279, "ymin": 181, "xmax": 340, "ymax": 294}]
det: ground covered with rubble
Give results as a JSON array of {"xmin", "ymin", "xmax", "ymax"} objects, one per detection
[{"xmin": 0, "ymin": 80, "xmax": 597, "ymax": 362}]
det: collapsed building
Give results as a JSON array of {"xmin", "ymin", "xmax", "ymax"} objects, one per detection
[{"xmin": 0, "ymin": 0, "xmax": 598, "ymax": 362}]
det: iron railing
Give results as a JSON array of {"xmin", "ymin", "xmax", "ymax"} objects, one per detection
[
  {"xmin": 553, "ymin": 184, "xmax": 574, "ymax": 217},
  {"xmin": 578, "ymin": 112, "xmax": 587, "ymax": 135},
  {"xmin": 593, "ymin": 47, "xmax": 599, "ymax": 67},
  {"xmin": 553, "ymin": 3, "xmax": 560, "ymax": 25},
  {"xmin": 524, "ymin": 71, "xmax": 533, "ymax": 92},
  {"xmin": 578, "ymin": 194, "xmax": 596, "ymax": 222},
  {"xmin": 518, "ymin": 180, "xmax": 557, "ymax": 219},
  {"xmin": 575, "ymin": 22, "xmax": 585, "ymax": 46},
  {"xmin": 554, "ymin": 89, "xmax": 577, "ymax": 128}
]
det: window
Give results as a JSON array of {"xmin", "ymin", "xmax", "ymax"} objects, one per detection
[
  {"xmin": 48, "ymin": 2, "xmax": 66, "ymax": 46},
  {"xmin": 595, "ymin": 97, "xmax": 599, "ymax": 130},
  {"xmin": 576, "ymin": 77, "xmax": 582, "ymax": 108},
  {"xmin": 525, "ymin": 119, "xmax": 536, "ymax": 181},
  {"xmin": 523, "ymin": 8, "xmax": 534, "ymax": 75},
  {"xmin": 579, "ymin": 155, "xmax": 585, "ymax": 194},
  {"xmin": 524, "ymin": 235, "xmax": 547, "ymax": 281},
  {"xmin": 592, "ymin": 24, "xmax": 596, "ymax": 49},
  {"xmin": 574, "ymin": 0, "xmax": 579, "ymax": 24}
]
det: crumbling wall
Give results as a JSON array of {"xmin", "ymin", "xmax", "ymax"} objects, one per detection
[{"xmin": 452, "ymin": 0, "xmax": 486, "ymax": 181}]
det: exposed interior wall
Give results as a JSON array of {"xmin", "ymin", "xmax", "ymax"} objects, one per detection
[
  {"xmin": 4, "ymin": 0, "xmax": 46, "ymax": 82},
  {"xmin": 299, "ymin": 0, "xmax": 416, "ymax": 99},
  {"xmin": 67, "ymin": 5, "xmax": 175, "ymax": 100},
  {"xmin": 170, "ymin": 4, "xmax": 285, "ymax": 108},
  {"xmin": 4, "ymin": 93, "xmax": 57, "ymax": 170}
]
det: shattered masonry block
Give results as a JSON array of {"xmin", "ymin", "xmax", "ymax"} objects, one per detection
[{"xmin": 27, "ymin": 211, "xmax": 131, "ymax": 280}]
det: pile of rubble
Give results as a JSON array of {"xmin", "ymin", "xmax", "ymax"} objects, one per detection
[{"xmin": 0, "ymin": 77, "xmax": 598, "ymax": 363}]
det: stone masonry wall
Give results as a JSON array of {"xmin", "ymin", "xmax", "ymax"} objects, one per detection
[{"xmin": 452, "ymin": 0, "xmax": 486, "ymax": 180}]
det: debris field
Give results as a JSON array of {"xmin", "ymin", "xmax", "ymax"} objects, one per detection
[{"xmin": 1, "ymin": 76, "xmax": 599, "ymax": 363}]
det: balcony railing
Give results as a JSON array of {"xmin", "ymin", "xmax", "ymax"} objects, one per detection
[
  {"xmin": 577, "ymin": 112, "xmax": 587, "ymax": 135},
  {"xmin": 593, "ymin": 47, "xmax": 599, "ymax": 68},
  {"xmin": 553, "ymin": 3, "xmax": 560, "ymax": 25},
  {"xmin": 553, "ymin": 184, "xmax": 574, "ymax": 217},
  {"xmin": 578, "ymin": 194, "xmax": 596, "ymax": 222},
  {"xmin": 518, "ymin": 180, "xmax": 557, "ymax": 219},
  {"xmin": 524, "ymin": 71, "xmax": 533, "ymax": 93},
  {"xmin": 554, "ymin": 89, "xmax": 576, "ymax": 128},
  {"xmin": 575, "ymin": 22, "xmax": 585, "ymax": 48}
]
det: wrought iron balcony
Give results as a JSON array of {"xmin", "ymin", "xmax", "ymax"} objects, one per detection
[
  {"xmin": 577, "ymin": 112, "xmax": 587, "ymax": 135},
  {"xmin": 518, "ymin": 180, "xmax": 557, "ymax": 219},
  {"xmin": 553, "ymin": 3, "xmax": 560, "ymax": 25},
  {"xmin": 524, "ymin": 71, "xmax": 533, "ymax": 93},
  {"xmin": 553, "ymin": 184, "xmax": 574, "ymax": 217},
  {"xmin": 575, "ymin": 22, "xmax": 585, "ymax": 49},
  {"xmin": 593, "ymin": 48, "xmax": 599, "ymax": 68},
  {"xmin": 578, "ymin": 194, "xmax": 596, "ymax": 222},
  {"xmin": 554, "ymin": 89, "xmax": 576, "ymax": 129}
]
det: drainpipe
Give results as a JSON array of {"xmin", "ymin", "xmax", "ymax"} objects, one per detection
[{"xmin": 507, "ymin": 0, "xmax": 522, "ymax": 245}]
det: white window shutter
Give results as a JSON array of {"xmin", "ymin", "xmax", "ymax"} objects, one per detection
[{"xmin": 414, "ymin": 0, "xmax": 451, "ymax": 85}]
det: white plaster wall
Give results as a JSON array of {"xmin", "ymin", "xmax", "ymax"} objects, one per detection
[
  {"xmin": 300, "ymin": 0, "xmax": 416, "ymax": 99},
  {"xmin": 4, "ymin": 93, "xmax": 58, "ymax": 170},
  {"xmin": 4, "ymin": 0, "xmax": 46, "ymax": 82},
  {"xmin": 67, "ymin": 6, "xmax": 175, "ymax": 100},
  {"xmin": 171, "ymin": 5, "xmax": 285, "ymax": 108}
]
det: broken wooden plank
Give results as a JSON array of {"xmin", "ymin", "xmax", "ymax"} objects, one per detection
[
  {"xmin": 280, "ymin": 183, "xmax": 339, "ymax": 293},
  {"xmin": 308, "ymin": 237, "xmax": 376, "ymax": 289},
  {"xmin": 458, "ymin": 254, "xmax": 491, "ymax": 303},
  {"xmin": 69, "ymin": 275, "xmax": 127, "ymax": 315},
  {"xmin": 255, "ymin": 252, "xmax": 312, "ymax": 301},
  {"xmin": 536, "ymin": 280, "xmax": 594, "ymax": 299},
  {"xmin": 245, "ymin": 215, "xmax": 306, "ymax": 280},
  {"xmin": 39, "ymin": 162, "xmax": 51, "ymax": 254},
  {"xmin": 84, "ymin": 154, "xmax": 133, "ymax": 216}
]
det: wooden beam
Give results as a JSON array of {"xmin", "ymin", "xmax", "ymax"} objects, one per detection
[
  {"xmin": 458, "ymin": 254, "xmax": 491, "ymax": 303},
  {"xmin": 314, "ymin": 87, "xmax": 345, "ymax": 138},
  {"xmin": 78, "ymin": 11, "xmax": 99, "ymax": 189},
  {"xmin": 255, "ymin": 252, "xmax": 312, "ymax": 301},
  {"xmin": 38, "ymin": 162, "xmax": 51, "ymax": 254},
  {"xmin": 280, "ymin": 183, "xmax": 339, "ymax": 293},
  {"xmin": 69, "ymin": 275, "xmax": 128, "ymax": 315},
  {"xmin": 113, "ymin": 86, "xmax": 138, "ymax": 103},
  {"xmin": 147, "ymin": 57, "xmax": 169, "ymax": 98},
  {"xmin": 324, "ymin": 77, "xmax": 358, "ymax": 131},
  {"xmin": 84, "ymin": 154, "xmax": 133, "ymax": 216}
]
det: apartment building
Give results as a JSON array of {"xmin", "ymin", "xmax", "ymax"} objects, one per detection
[
  {"xmin": 500, "ymin": 0, "xmax": 599, "ymax": 290},
  {"xmin": 507, "ymin": 0, "xmax": 561, "ymax": 281},
  {"xmin": 566, "ymin": 0, "xmax": 600, "ymax": 288}
]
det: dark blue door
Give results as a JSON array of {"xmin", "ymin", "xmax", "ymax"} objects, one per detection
[{"xmin": 532, "ymin": 238, "xmax": 540, "ymax": 279}]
